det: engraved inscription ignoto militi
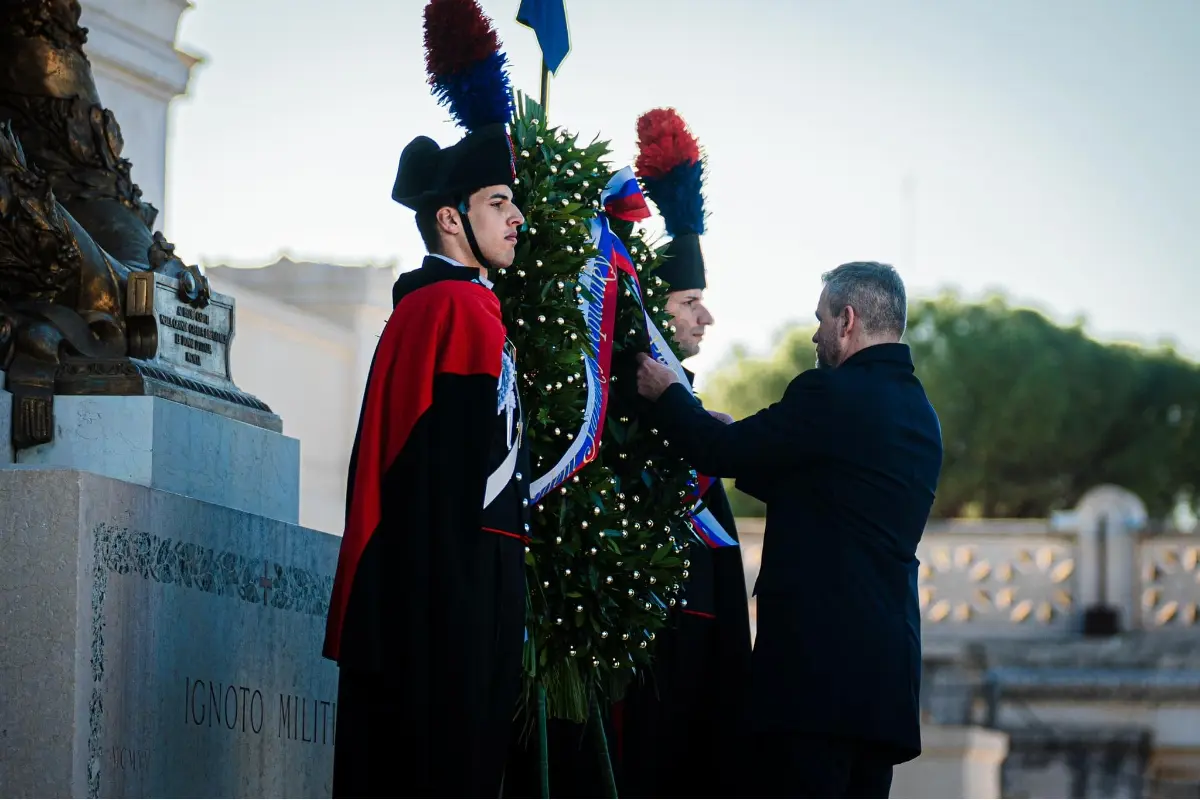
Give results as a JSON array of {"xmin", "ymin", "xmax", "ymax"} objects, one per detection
[
  {"xmin": 87, "ymin": 523, "xmax": 336, "ymax": 794},
  {"xmin": 184, "ymin": 677, "xmax": 337, "ymax": 746}
]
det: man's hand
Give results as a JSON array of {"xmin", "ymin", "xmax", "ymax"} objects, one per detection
[
  {"xmin": 636, "ymin": 352, "xmax": 679, "ymax": 400},
  {"xmin": 707, "ymin": 410, "xmax": 734, "ymax": 425}
]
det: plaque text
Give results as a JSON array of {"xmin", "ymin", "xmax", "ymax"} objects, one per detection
[
  {"xmin": 183, "ymin": 676, "xmax": 335, "ymax": 746},
  {"xmin": 110, "ymin": 745, "xmax": 150, "ymax": 772}
]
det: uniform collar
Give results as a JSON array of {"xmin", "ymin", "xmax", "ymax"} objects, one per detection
[{"xmin": 426, "ymin": 253, "xmax": 492, "ymax": 289}]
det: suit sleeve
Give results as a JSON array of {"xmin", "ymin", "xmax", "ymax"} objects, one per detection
[
  {"xmin": 653, "ymin": 369, "xmax": 832, "ymax": 478},
  {"xmin": 734, "ymin": 472, "xmax": 773, "ymax": 503}
]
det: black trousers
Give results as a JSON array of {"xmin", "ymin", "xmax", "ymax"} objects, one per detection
[{"xmin": 751, "ymin": 734, "xmax": 894, "ymax": 798}]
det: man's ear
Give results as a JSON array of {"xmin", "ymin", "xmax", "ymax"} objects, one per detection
[
  {"xmin": 435, "ymin": 205, "xmax": 460, "ymax": 236},
  {"xmin": 841, "ymin": 304, "xmax": 858, "ymax": 335}
]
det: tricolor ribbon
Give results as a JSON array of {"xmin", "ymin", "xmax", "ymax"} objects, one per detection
[
  {"xmin": 528, "ymin": 170, "xmax": 648, "ymax": 502},
  {"xmin": 688, "ymin": 503, "xmax": 738, "ymax": 549},
  {"xmin": 527, "ymin": 245, "xmax": 615, "ymax": 502},
  {"xmin": 528, "ymin": 167, "xmax": 737, "ymax": 549},
  {"xmin": 603, "ymin": 169, "xmax": 737, "ymax": 550},
  {"xmin": 602, "ymin": 166, "xmax": 652, "ymax": 222},
  {"xmin": 621, "ymin": 260, "xmax": 737, "ymax": 549}
]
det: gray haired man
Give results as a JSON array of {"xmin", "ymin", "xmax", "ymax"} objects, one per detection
[{"xmin": 635, "ymin": 262, "xmax": 944, "ymax": 798}]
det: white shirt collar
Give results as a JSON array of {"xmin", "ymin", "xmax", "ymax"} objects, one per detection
[{"xmin": 427, "ymin": 253, "xmax": 493, "ymax": 289}]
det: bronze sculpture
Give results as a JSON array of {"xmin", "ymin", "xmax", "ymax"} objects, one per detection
[{"xmin": 0, "ymin": 0, "xmax": 275, "ymax": 451}]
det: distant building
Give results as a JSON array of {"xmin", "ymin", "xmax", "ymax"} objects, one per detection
[
  {"xmin": 204, "ymin": 259, "xmax": 396, "ymax": 534},
  {"xmin": 80, "ymin": 0, "xmax": 199, "ymax": 229}
]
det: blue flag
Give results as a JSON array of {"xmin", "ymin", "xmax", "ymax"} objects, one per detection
[{"xmin": 516, "ymin": 0, "xmax": 570, "ymax": 75}]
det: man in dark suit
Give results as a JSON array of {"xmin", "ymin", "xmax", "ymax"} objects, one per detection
[{"xmin": 635, "ymin": 261, "xmax": 943, "ymax": 798}]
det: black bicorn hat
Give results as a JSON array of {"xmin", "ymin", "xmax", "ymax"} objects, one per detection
[
  {"xmin": 634, "ymin": 108, "xmax": 709, "ymax": 293},
  {"xmin": 391, "ymin": 122, "xmax": 517, "ymax": 212}
]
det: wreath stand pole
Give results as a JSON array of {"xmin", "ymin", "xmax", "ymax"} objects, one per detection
[
  {"xmin": 589, "ymin": 694, "xmax": 618, "ymax": 798},
  {"xmin": 537, "ymin": 683, "xmax": 550, "ymax": 799}
]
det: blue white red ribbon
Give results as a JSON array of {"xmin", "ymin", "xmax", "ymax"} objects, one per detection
[
  {"xmin": 528, "ymin": 171, "xmax": 644, "ymax": 502},
  {"xmin": 528, "ymin": 167, "xmax": 738, "ymax": 549},
  {"xmin": 528, "ymin": 234, "xmax": 618, "ymax": 503},
  {"xmin": 603, "ymin": 169, "xmax": 737, "ymax": 550},
  {"xmin": 599, "ymin": 203, "xmax": 732, "ymax": 548},
  {"xmin": 688, "ymin": 504, "xmax": 739, "ymax": 549},
  {"xmin": 603, "ymin": 166, "xmax": 651, "ymax": 222}
]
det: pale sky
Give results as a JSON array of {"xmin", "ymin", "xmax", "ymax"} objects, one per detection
[{"xmin": 166, "ymin": 0, "xmax": 1200, "ymax": 380}]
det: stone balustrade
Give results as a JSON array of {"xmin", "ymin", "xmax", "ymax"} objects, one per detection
[
  {"xmin": 734, "ymin": 484, "xmax": 1198, "ymax": 640},
  {"xmin": 917, "ymin": 521, "xmax": 1077, "ymax": 636}
]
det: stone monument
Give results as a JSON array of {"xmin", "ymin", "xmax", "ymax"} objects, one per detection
[
  {"xmin": 0, "ymin": 0, "xmax": 273, "ymax": 451},
  {"xmin": 0, "ymin": 2, "xmax": 339, "ymax": 796}
]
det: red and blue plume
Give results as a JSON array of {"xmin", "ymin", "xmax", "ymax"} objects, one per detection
[
  {"xmin": 634, "ymin": 108, "xmax": 706, "ymax": 237},
  {"xmin": 423, "ymin": 0, "xmax": 514, "ymax": 131}
]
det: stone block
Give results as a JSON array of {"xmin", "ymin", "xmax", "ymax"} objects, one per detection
[
  {"xmin": 892, "ymin": 725, "xmax": 1009, "ymax": 799},
  {"xmin": 9, "ymin": 394, "xmax": 299, "ymax": 523},
  {"xmin": 0, "ymin": 469, "xmax": 339, "ymax": 798}
]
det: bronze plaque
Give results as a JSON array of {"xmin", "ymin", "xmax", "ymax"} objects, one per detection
[{"xmin": 128, "ymin": 271, "xmax": 236, "ymax": 386}]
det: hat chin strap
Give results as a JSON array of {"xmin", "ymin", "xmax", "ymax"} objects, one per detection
[{"xmin": 457, "ymin": 200, "xmax": 495, "ymax": 273}]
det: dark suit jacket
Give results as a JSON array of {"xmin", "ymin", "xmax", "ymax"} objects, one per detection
[{"xmin": 651, "ymin": 343, "xmax": 943, "ymax": 762}]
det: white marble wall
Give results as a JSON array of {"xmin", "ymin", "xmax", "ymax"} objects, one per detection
[
  {"xmin": 1141, "ymin": 536, "xmax": 1200, "ymax": 628},
  {"xmin": 11, "ymin": 394, "xmax": 300, "ymax": 523},
  {"xmin": 0, "ymin": 468, "xmax": 338, "ymax": 798}
]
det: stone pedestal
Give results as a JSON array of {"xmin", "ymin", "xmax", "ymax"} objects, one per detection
[
  {"xmin": 892, "ymin": 725, "xmax": 1009, "ymax": 799},
  {"xmin": 0, "ymin": 468, "xmax": 339, "ymax": 798},
  {"xmin": 4, "ymin": 392, "xmax": 299, "ymax": 524},
  {"xmin": 2, "ymin": 373, "xmax": 335, "ymax": 798}
]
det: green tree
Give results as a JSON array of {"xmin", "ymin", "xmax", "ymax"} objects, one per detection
[{"xmin": 705, "ymin": 293, "xmax": 1200, "ymax": 520}]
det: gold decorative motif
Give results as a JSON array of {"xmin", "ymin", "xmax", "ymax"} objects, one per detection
[
  {"xmin": 1140, "ymin": 542, "xmax": 1200, "ymax": 628},
  {"xmin": 968, "ymin": 560, "xmax": 992, "ymax": 582},
  {"xmin": 918, "ymin": 538, "xmax": 1076, "ymax": 625},
  {"xmin": 928, "ymin": 600, "xmax": 950, "ymax": 622},
  {"xmin": 1011, "ymin": 600, "xmax": 1033, "ymax": 622}
]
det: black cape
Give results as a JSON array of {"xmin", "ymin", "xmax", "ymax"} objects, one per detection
[{"xmin": 325, "ymin": 256, "xmax": 531, "ymax": 798}]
